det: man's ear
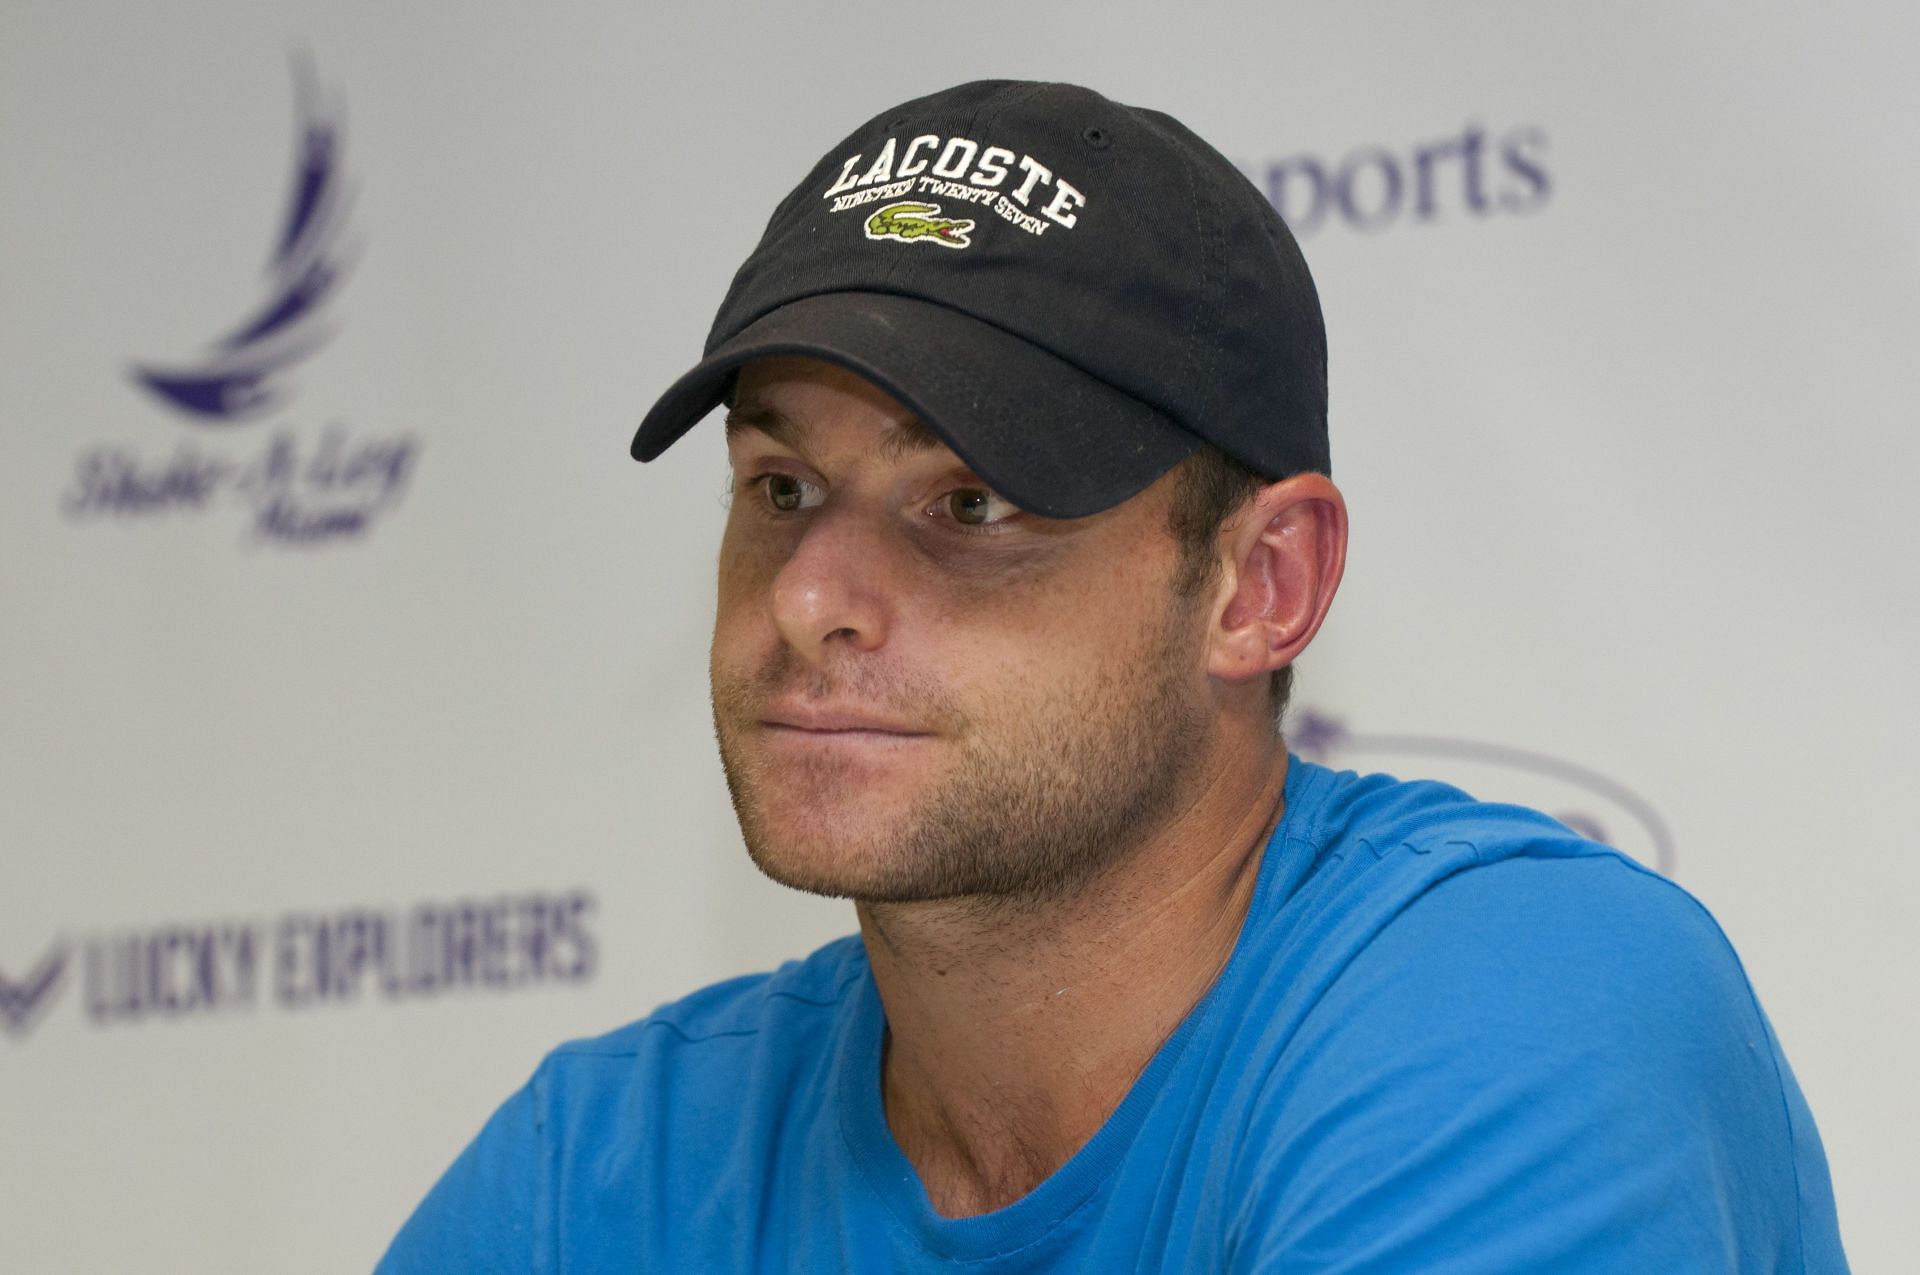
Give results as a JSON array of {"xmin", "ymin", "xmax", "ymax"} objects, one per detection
[{"xmin": 1207, "ymin": 473, "xmax": 1348, "ymax": 684}]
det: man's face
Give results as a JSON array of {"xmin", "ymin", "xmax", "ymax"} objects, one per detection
[{"xmin": 710, "ymin": 356, "xmax": 1216, "ymax": 906}]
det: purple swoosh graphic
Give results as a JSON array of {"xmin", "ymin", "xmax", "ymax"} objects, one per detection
[
  {"xmin": 217, "ymin": 249, "xmax": 343, "ymax": 352},
  {"xmin": 130, "ymin": 49, "xmax": 356, "ymax": 422},
  {"xmin": 271, "ymin": 62, "xmax": 337, "ymax": 266}
]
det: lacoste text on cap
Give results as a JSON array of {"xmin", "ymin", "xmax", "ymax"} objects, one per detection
[{"xmin": 633, "ymin": 79, "xmax": 1328, "ymax": 519}]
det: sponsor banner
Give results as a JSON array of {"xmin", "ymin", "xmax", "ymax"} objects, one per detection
[{"xmin": 2, "ymin": 890, "xmax": 597, "ymax": 1040}]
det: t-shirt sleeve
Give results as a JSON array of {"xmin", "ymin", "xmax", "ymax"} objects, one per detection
[
  {"xmin": 375, "ymin": 1069, "xmax": 544, "ymax": 1274},
  {"xmin": 1226, "ymin": 854, "xmax": 1848, "ymax": 1273}
]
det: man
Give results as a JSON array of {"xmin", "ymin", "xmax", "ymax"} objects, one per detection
[{"xmin": 381, "ymin": 81, "xmax": 1847, "ymax": 1271}]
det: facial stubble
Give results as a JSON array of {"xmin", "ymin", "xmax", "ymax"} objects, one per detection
[{"xmin": 711, "ymin": 601, "xmax": 1213, "ymax": 908}]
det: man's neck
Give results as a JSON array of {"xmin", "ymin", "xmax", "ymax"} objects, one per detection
[{"xmin": 854, "ymin": 740, "xmax": 1290, "ymax": 1218}]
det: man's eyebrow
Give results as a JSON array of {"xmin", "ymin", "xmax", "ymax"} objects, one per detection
[
  {"xmin": 875, "ymin": 415, "xmax": 944, "ymax": 461},
  {"xmin": 723, "ymin": 403, "xmax": 948, "ymax": 462},
  {"xmin": 723, "ymin": 403, "xmax": 796, "ymax": 446}
]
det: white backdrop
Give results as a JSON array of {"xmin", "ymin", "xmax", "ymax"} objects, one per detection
[{"xmin": 3, "ymin": 2, "xmax": 1913, "ymax": 1269}]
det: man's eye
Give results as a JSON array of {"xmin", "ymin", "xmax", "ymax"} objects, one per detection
[
  {"xmin": 940, "ymin": 488, "xmax": 1019, "ymax": 527},
  {"xmin": 761, "ymin": 474, "xmax": 824, "ymax": 512}
]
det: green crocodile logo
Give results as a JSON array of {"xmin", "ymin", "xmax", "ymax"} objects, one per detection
[{"xmin": 864, "ymin": 201, "xmax": 975, "ymax": 249}]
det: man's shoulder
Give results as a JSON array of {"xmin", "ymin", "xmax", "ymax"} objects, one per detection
[
  {"xmin": 1213, "ymin": 763, "xmax": 1845, "ymax": 1270},
  {"xmin": 375, "ymin": 940, "xmax": 870, "ymax": 1271},
  {"xmin": 1272, "ymin": 759, "xmax": 1753, "ymax": 1040},
  {"xmin": 544, "ymin": 932, "xmax": 867, "ymax": 1070},
  {"xmin": 1265, "ymin": 759, "xmax": 1648, "ymax": 953},
  {"xmin": 1292, "ymin": 756, "xmax": 1602, "ymax": 864}
]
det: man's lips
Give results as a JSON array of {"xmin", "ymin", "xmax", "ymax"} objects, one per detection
[{"xmin": 759, "ymin": 703, "xmax": 932, "ymax": 736}]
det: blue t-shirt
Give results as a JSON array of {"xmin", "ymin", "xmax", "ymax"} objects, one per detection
[{"xmin": 380, "ymin": 759, "xmax": 1848, "ymax": 1271}]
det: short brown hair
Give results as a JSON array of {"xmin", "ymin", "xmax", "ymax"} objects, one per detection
[{"xmin": 1166, "ymin": 446, "xmax": 1294, "ymax": 727}]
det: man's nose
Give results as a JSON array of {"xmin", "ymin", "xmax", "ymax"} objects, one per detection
[{"xmin": 769, "ymin": 505, "xmax": 895, "ymax": 659}]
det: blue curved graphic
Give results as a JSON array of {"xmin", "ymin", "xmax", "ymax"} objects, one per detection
[
  {"xmin": 130, "ymin": 51, "xmax": 356, "ymax": 421},
  {"xmin": 1292, "ymin": 708, "xmax": 1677, "ymax": 874}
]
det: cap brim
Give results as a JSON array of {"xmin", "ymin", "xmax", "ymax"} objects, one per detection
[{"xmin": 631, "ymin": 292, "xmax": 1200, "ymax": 519}]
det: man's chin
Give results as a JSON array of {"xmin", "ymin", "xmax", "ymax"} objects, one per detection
[
  {"xmin": 725, "ymin": 782, "xmax": 927, "ymax": 899},
  {"xmin": 736, "ymin": 803, "xmax": 1005, "ymax": 904},
  {"xmin": 740, "ymin": 834, "xmax": 916, "ymax": 902}
]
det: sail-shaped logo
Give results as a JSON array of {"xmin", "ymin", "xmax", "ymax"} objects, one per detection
[{"xmin": 130, "ymin": 53, "xmax": 356, "ymax": 421}]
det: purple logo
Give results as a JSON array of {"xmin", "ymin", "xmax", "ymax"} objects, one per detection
[
  {"xmin": 130, "ymin": 53, "xmax": 356, "ymax": 421},
  {"xmin": 1293, "ymin": 707, "xmax": 1675, "ymax": 874},
  {"xmin": 0, "ymin": 943, "xmax": 70, "ymax": 1038},
  {"xmin": 63, "ymin": 50, "xmax": 416, "ymax": 547}
]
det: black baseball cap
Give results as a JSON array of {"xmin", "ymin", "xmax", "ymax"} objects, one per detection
[{"xmin": 632, "ymin": 79, "xmax": 1327, "ymax": 519}]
